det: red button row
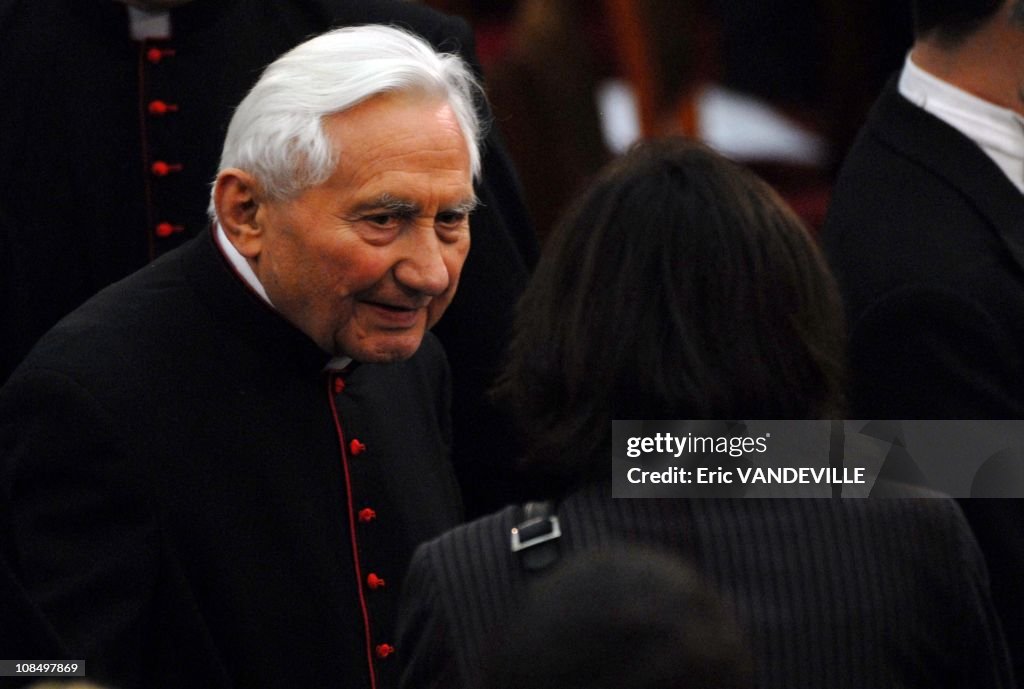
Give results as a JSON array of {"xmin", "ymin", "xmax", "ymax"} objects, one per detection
[
  {"xmin": 370, "ymin": 566, "xmax": 392, "ymax": 659},
  {"xmin": 336, "ymin": 372, "xmax": 386, "ymax": 658},
  {"xmin": 145, "ymin": 47, "xmax": 182, "ymax": 243}
]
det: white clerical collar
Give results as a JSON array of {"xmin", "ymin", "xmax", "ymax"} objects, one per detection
[
  {"xmin": 126, "ymin": 6, "xmax": 172, "ymax": 40},
  {"xmin": 214, "ymin": 223, "xmax": 353, "ymax": 371},
  {"xmin": 900, "ymin": 52, "xmax": 1024, "ymax": 193}
]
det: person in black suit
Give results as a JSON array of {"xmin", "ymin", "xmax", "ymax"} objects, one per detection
[
  {"xmin": 0, "ymin": 0, "xmax": 537, "ymax": 517},
  {"xmin": 1, "ymin": 25, "xmax": 480, "ymax": 689},
  {"xmin": 821, "ymin": 0, "xmax": 1024, "ymax": 676},
  {"xmin": 397, "ymin": 139, "xmax": 1013, "ymax": 689}
]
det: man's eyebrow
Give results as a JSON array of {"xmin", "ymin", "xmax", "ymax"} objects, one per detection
[
  {"xmin": 351, "ymin": 194, "xmax": 480, "ymax": 216},
  {"xmin": 352, "ymin": 194, "xmax": 420, "ymax": 216},
  {"xmin": 449, "ymin": 196, "xmax": 480, "ymax": 215}
]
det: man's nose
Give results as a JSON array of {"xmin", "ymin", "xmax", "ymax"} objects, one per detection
[{"xmin": 394, "ymin": 229, "xmax": 450, "ymax": 296}]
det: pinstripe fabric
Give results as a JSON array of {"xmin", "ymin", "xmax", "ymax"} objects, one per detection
[{"xmin": 398, "ymin": 484, "xmax": 1013, "ymax": 689}]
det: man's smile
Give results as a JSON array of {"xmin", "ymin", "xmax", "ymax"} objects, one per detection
[{"xmin": 360, "ymin": 298, "xmax": 428, "ymax": 327}]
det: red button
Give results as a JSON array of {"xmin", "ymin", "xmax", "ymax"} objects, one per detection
[
  {"xmin": 375, "ymin": 643, "xmax": 395, "ymax": 659},
  {"xmin": 367, "ymin": 573, "xmax": 386, "ymax": 590},
  {"xmin": 349, "ymin": 439, "xmax": 366, "ymax": 456},
  {"xmin": 151, "ymin": 161, "xmax": 183, "ymax": 177},
  {"xmin": 358, "ymin": 508, "xmax": 377, "ymax": 523},
  {"xmin": 155, "ymin": 222, "xmax": 184, "ymax": 238},
  {"xmin": 147, "ymin": 100, "xmax": 179, "ymax": 115},
  {"xmin": 146, "ymin": 47, "xmax": 176, "ymax": 64},
  {"xmin": 334, "ymin": 377, "xmax": 346, "ymax": 394}
]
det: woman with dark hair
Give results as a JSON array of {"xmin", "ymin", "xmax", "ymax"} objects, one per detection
[
  {"xmin": 397, "ymin": 140, "xmax": 1011, "ymax": 689},
  {"xmin": 495, "ymin": 138, "xmax": 844, "ymax": 489}
]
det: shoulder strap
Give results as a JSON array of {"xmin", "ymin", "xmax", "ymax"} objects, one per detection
[{"xmin": 510, "ymin": 500, "xmax": 562, "ymax": 572}]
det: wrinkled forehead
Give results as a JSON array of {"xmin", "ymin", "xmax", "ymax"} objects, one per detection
[
  {"xmin": 327, "ymin": 94, "xmax": 471, "ymax": 168},
  {"xmin": 329, "ymin": 89, "xmax": 479, "ymax": 180},
  {"xmin": 310, "ymin": 94, "xmax": 475, "ymax": 205}
]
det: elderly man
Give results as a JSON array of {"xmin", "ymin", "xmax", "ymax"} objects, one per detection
[
  {"xmin": 0, "ymin": 26, "xmax": 476, "ymax": 689},
  {"xmin": 822, "ymin": 0, "xmax": 1024, "ymax": 677},
  {"xmin": 1, "ymin": 0, "xmax": 538, "ymax": 519}
]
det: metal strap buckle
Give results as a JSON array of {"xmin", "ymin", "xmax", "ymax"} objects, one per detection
[{"xmin": 510, "ymin": 515, "xmax": 562, "ymax": 552}]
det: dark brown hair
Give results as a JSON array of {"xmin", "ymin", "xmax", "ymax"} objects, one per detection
[{"xmin": 492, "ymin": 139, "xmax": 846, "ymax": 485}]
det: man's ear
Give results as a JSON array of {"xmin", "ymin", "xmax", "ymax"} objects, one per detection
[{"xmin": 213, "ymin": 169, "xmax": 264, "ymax": 259}]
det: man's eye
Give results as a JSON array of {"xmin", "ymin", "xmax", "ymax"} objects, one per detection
[
  {"xmin": 436, "ymin": 211, "xmax": 466, "ymax": 227},
  {"xmin": 365, "ymin": 214, "xmax": 399, "ymax": 227}
]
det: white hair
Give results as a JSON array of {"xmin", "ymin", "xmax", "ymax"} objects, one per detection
[{"xmin": 210, "ymin": 24, "xmax": 484, "ymax": 218}]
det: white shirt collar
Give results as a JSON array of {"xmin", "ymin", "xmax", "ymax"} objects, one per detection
[
  {"xmin": 899, "ymin": 52, "xmax": 1024, "ymax": 193},
  {"xmin": 213, "ymin": 223, "xmax": 354, "ymax": 372}
]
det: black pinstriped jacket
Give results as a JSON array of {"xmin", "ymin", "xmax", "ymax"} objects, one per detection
[{"xmin": 397, "ymin": 482, "xmax": 1013, "ymax": 689}]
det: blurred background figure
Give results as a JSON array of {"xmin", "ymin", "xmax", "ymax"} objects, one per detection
[
  {"xmin": 483, "ymin": 546, "xmax": 752, "ymax": 689},
  {"xmin": 822, "ymin": 0, "xmax": 1024, "ymax": 678},
  {"xmin": 465, "ymin": 0, "xmax": 613, "ymax": 243},
  {"xmin": 397, "ymin": 139, "xmax": 1012, "ymax": 689},
  {"xmin": 423, "ymin": 0, "xmax": 911, "ymax": 236}
]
